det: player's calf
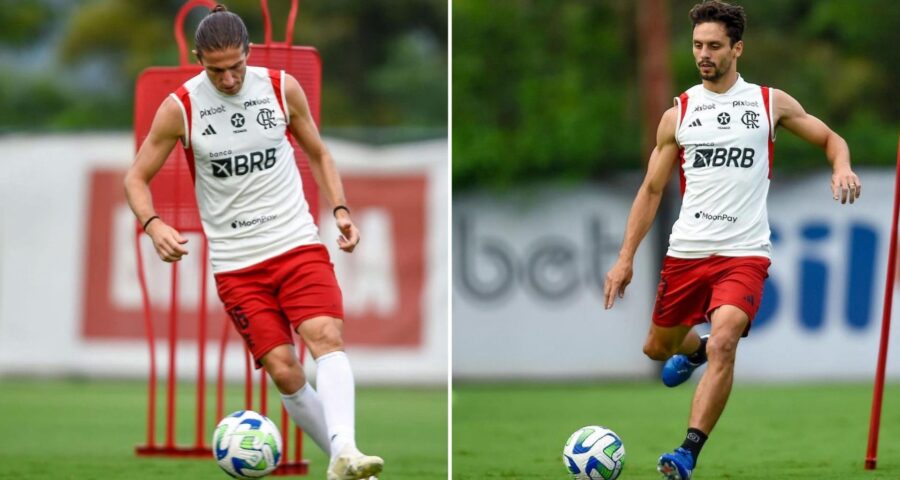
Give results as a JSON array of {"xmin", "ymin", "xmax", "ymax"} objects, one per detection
[{"xmin": 643, "ymin": 338, "xmax": 681, "ymax": 361}]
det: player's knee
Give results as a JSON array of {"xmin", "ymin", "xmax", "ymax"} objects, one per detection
[
  {"xmin": 303, "ymin": 318, "xmax": 345, "ymax": 356},
  {"xmin": 706, "ymin": 335, "xmax": 738, "ymax": 364},
  {"xmin": 260, "ymin": 346, "xmax": 306, "ymax": 393},
  {"xmin": 265, "ymin": 358, "xmax": 305, "ymax": 392}
]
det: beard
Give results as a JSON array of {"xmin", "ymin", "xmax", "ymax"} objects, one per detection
[{"xmin": 698, "ymin": 59, "xmax": 729, "ymax": 81}]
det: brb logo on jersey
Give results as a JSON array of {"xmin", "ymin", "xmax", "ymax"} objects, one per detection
[
  {"xmin": 210, "ymin": 148, "xmax": 277, "ymax": 178},
  {"xmin": 693, "ymin": 147, "xmax": 755, "ymax": 168}
]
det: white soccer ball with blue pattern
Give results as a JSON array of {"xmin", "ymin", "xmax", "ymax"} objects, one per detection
[
  {"xmin": 562, "ymin": 425, "xmax": 625, "ymax": 480},
  {"xmin": 213, "ymin": 410, "xmax": 282, "ymax": 479}
]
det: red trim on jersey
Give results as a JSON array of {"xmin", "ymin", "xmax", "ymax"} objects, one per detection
[
  {"xmin": 761, "ymin": 86, "xmax": 774, "ymax": 179},
  {"xmin": 174, "ymin": 86, "xmax": 192, "ymax": 145},
  {"xmin": 268, "ymin": 69, "xmax": 286, "ymax": 117},
  {"xmin": 173, "ymin": 85, "xmax": 196, "ymax": 183},
  {"xmin": 267, "ymin": 68, "xmax": 290, "ymax": 139},
  {"xmin": 678, "ymin": 92, "xmax": 689, "ymax": 124},
  {"xmin": 676, "ymin": 92, "xmax": 689, "ymax": 196},
  {"xmin": 184, "ymin": 146, "xmax": 196, "ymax": 183}
]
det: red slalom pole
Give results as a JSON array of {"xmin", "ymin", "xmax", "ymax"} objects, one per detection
[
  {"xmin": 865, "ymin": 135, "xmax": 900, "ymax": 470},
  {"xmin": 196, "ymin": 241, "xmax": 209, "ymax": 449},
  {"xmin": 135, "ymin": 231, "xmax": 157, "ymax": 450},
  {"xmin": 165, "ymin": 261, "xmax": 180, "ymax": 449}
]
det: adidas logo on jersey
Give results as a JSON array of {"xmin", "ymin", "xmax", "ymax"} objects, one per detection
[
  {"xmin": 202, "ymin": 124, "xmax": 217, "ymax": 136},
  {"xmin": 688, "ymin": 119, "xmax": 702, "ymax": 127}
]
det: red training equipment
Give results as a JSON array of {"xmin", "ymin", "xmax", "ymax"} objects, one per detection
[{"xmin": 864, "ymin": 134, "xmax": 900, "ymax": 470}]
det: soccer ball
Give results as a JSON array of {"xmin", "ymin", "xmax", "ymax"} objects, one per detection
[
  {"xmin": 212, "ymin": 410, "xmax": 282, "ymax": 479},
  {"xmin": 562, "ymin": 425, "xmax": 625, "ymax": 480}
]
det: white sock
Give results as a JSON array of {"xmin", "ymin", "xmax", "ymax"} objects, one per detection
[
  {"xmin": 315, "ymin": 351, "xmax": 357, "ymax": 459},
  {"xmin": 281, "ymin": 383, "xmax": 331, "ymax": 456}
]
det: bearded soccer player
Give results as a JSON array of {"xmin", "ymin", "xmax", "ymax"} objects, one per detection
[
  {"xmin": 124, "ymin": 5, "xmax": 383, "ymax": 480},
  {"xmin": 603, "ymin": 1, "xmax": 860, "ymax": 478}
]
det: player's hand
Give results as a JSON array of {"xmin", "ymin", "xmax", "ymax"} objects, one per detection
[
  {"xmin": 335, "ymin": 211, "xmax": 360, "ymax": 253},
  {"xmin": 146, "ymin": 220, "xmax": 189, "ymax": 262},
  {"xmin": 832, "ymin": 167, "xmax": 861, "ymax": 204},
  {"xmin": 604, "ymin": 257, "xmax": 633, "ymax": 310}
]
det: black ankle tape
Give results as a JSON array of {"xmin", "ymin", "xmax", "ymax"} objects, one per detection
[
  {"xmin": 681, "ymin": 427, "xmax": 708, "ymax": 460},
  {"xmin": 687, "ymin": 336, "xmax": 708, "ymax": 364}
]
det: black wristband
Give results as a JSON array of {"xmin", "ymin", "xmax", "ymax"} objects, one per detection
[
  {"xmin": 142, "ymin": 215, "xmax": 160, "ymax": 231},
  {"xmin": 333, "ymin": 205, "xmax": 350, "ymax": 217}
]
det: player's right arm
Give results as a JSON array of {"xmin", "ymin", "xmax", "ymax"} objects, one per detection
[
  {"xmin": 123, "ymin": 96, "xmax": 190, "ymax": 263},
  {"xmin": 603, "ymin": 106, "xmax": 680, "ymax": 310}
]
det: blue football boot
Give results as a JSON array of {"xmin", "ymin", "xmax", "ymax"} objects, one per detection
[
  {"xmin": 657, "ymin": 447, "xmax": 695, "ymax": 480},
  {"xmin": 661, "ymin": 335, "xmax": 708, "ymax": 387}
]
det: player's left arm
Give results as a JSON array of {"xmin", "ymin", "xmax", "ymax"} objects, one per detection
[
  {"xmin": 283, "ymin": 73, "xmax": 360, "ymax": 252},
  {"xmin": 774, "ymin": 89, "xmax": 860, "ymax": 204}
]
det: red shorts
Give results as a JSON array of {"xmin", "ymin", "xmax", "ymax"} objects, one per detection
[
  {"xmin": 652, "ymin": 255, "xmax": 770, "ymax": 333},
  {"xmin": 214, "ymin": 244, "xmax": 344, "ymax": 367}
]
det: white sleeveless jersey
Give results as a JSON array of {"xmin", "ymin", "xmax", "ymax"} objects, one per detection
[
  {"xmin": 668, "ymin": 75, "xmax": 775, "ymax": 258},
  {"xmin": 171, "ymin": 66, "xmax": 319, "ymax": 273}
]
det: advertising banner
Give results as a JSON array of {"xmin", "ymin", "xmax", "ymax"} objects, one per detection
[
  {"xmin": 453, "ymin": 185, "xmax": 660, "ymax": 380},
  {"xmin": 453, "ymin": 171, "xmax": 900, "ymax": 382},
  {"xmin": 0, "ymin": 134, "xmax": 447, "ymax": 384}
]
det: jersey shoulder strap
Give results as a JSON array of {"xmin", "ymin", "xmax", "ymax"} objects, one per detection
[
  {"xmin": 169, "ymin": 84, "xmax": 193, "ymax": 149},
  {"xmin": 266, "ymin": 68, "xmax": 289, "ymax": 120},
  {"xmin": 673, "ymin": 91, "xmax": 690, "ymax": 146}
]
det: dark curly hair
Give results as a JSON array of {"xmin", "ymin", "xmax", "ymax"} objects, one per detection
[{"xmin": 689, "ymin": 1, "xmax": 746, "ymax": 46}]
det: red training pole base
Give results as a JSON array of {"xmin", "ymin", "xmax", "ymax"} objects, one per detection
[
  {"xmin": 865, "ymin": 458, "xmax": 876, "ymax": 470},
  {"xmin": 272, "ymin": 460, "xmax": 310, "ymax": 475},
  {"xmin": 135, "ymin": 445, "xmax": 212, "ymax": 457}
]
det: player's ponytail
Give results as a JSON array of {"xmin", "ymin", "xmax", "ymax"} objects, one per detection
[{"xmin": 195, "ymin": 3, "xmax": 249, "ymax": 59}]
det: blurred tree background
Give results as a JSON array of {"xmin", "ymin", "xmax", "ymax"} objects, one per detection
[
  {"xmin": 453, "ymin": 0, "xmax": 900, "ymax": 189},
  {"xmin": 0, "ymin": 0, "xmax": 447, "ymax": 142}
]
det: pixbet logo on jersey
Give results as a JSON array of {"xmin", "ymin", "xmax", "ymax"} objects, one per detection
[
  {"xmin": 210, "ymin": 148, "xmax": 276, "ymax": 178},
  {"xmin": 693, "ymin": 147, "xmax": 755, "ymax": 168},
  {"xmin": 199, "ymin": 104, "xmax": 226, "ymax": 118},
  {"xmin": 243, "ymin": 97, "xmax": 271, "ymax": 109}
]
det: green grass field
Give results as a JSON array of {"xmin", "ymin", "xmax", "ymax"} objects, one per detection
[
  {"xmin": 453, "ymin": 382, "xmax": 900, "ymax": 479},
  {"xmin": 0, "ymin": 379, "xmax": 447, "ymax": 479}
]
